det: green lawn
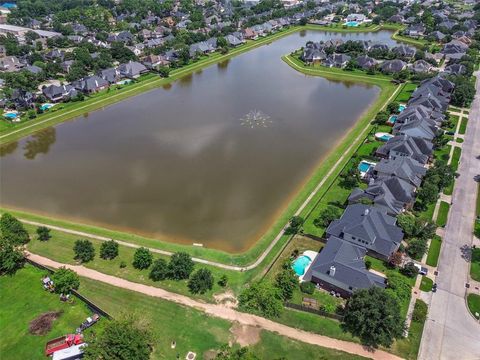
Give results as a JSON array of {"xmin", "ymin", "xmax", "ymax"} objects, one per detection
[
  {"xmin": 25, "ymin": 224, "xmax": 249, "ymax": 301},
  {"xmin": 467, "ymin": 294, "xmax": 480, "ymax": 320},
  {"xmin": 436, "ymin": 201, "xmax": 450, "ymax": 227},
  {"xmin": 78, "ymin": 276, "xmax": 364, "ymax": 359},
  {"xmin": 476, "ymin": 183, "xmax": 480, "ymax": 217},
  {"xmin": 426, "ymin": 235, "xmax": 442, "ymax": 267},
  {"xmin": 419, "ymin": 276, "xmax": 433, "ymax": 292},
  {"xmin": 0, "ymin": 265, "xmax": 93, "ymax": 360},
  {"xmin": 434, "ymin": 144, "xmax": 451, "ymax": 163},
  {"xmin": 394, "ymin": 83, "xmax": 417, "ymax": 103},
  {"xmin": 450, "ymin": 147, "xmax": 462, "ymax": 172},
  {"xmin": 459, "ymin": 118, "xmax": 468, "ymax": 135},
  {"xmin": 391, "ymin": 300, "xmax": 427, "ymax": 360},
  {"xmin": 471, "ymin": 248, "xmax": 480, "ymax": 282},
  {"xmin": 448, "ymin": 114, "xmax": 460, "ymax": 129},
  {"xmin": 418, "ymin": 202, "xmax": 436, "ymax": 221},
  {"xmin": 290, "ymin": 287, "xmax": 343, "ymax": 313}
]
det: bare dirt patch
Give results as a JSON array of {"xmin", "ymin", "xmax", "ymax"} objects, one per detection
[
  {"xmin": 230, "ymin": 323, "xmax": 261, "ymax": 347},
  {"xmin": 29, "ymin": 310, "xmax": 63, "ymax": 335},
  {"xmin": 213, "ymin": 290, "xmax": 238, "ymax": 308}
]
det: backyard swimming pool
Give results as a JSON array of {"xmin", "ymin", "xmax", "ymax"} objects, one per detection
[
  {"xmin": 387, "ymin": 115, "xmax": 397, "ymax": 125},
  {"xmin": 3, "ymin": 112, "xmax": 18, "ymax": 120},
  {"xmin": 345, "ymin": 21, "xmax": 359, "ymax": 27},
  {"xmin": 40, "ymin": 103, "xmax": 54, "ymax": 111},
  {"xmin": 375, "ymin": 132, "xmax": 394, "ymax": 142},
  {"xmin": 292, "ymin": 255, "xmax": 313, "ymax": 276},
  {"xmin": 398, "ymin": 104, "xmax": 406, "ymax": 112}
]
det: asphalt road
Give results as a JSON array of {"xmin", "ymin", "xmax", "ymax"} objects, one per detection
[{"xmin": 418, "ymin": 72, "xmax": 480, "ymax": 360}]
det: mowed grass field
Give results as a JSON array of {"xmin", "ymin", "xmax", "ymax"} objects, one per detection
[
  {"xmin": 0, "ymin": 265, "xmax": 92, "ymax": 360},
  {"xmin": 78, "ymin": 277, "xmax": 366, "ymax": 359}
]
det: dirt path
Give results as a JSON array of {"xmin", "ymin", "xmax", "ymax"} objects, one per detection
[{"xmin": 27, "ymin": 252, "xmax": 402, "ymax": 360}]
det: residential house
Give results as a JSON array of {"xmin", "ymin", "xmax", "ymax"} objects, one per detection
[
  {"xmin": 372, "ymin": 157, "xmax": 427, "ymax": 188},
  {"xmin": 308, "ymin": 236, "xmax": 386, "ymax": 298},
  {"xmin": 411, "ymin": 59, "xmax": 433, "ymax": 73},
  {"xmin": 380, "ymin": 59, "xmax": 406, "ymax": 73},
  {"xmin": 376, "ymin": 134, "xmax": 433, "ymax": 164},
  {"xmin": 444, "ymin": 63, "xmax": 466, "ymax": 76},
  {"xmin": 348, "ymin": 176, "xmax": 416, "ymax": 215},
  {"xmin": 323, "ymin": 54, "xmax": 351, "ymax": 68},
  {"xmin": 72, "ymin": 75, "xmax": 109, "ymax": 93},
  {"xmin": 42, "ymin": 84, "xmax": 78, "ymax": 102},
  {"xmin": 356, "ymin": 55, "xmax": 377, "ymax": 70},
  {"xmin": 392, "ymin": 45, "xmax": 416, "ymax": 59},
  {"xmin": 11, "ymin": 89, "xmax": 34, "ymax": 109},
  {"xmin": 393, "ymin": 119, "xmax": 438, "ymax": 141},
  {"xmin": 142, "ymin": 54, "xmax": 170, "ymax": 70},
  {"xmin": 0, "ymin": 56, "xmax": 24, "ymax": 72},
  {"xmin": 98, "ymin": 67, "xmax": 121, "ymax": 84},
  {"xmin": 117, "ymin": 61, "xmax": 148, "ymax": 78},
  {"xmin": 406, "ymin": 24, "xmax": 426, "ymax": 37},
  {"xmin": 326, "ymin": 204, "xmax": 404, "ymax": 260}
]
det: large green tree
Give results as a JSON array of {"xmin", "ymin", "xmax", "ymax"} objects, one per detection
[
  {"xmin": 0, "ymin": 213, "xmax": 30, "ymax": 245},
  {"xmin": 275, "ymin": 267, "xmax": 298, "ymax": 301},
  {"xmin": 343, "ymin": 287, "xmax": 405, "ymax": 348},
  {"xmin": 73, "ymin": 239, "xmax": 95, "ymax": 263},
  {"xmin": 0, "ymin": 238, "xmax": 24, "ymax": 275},
  {"xmin": 132, "ymin": 247, "xmax": 153, "ymax": 270},
  {"xmin": 188, "ymin": 268, "xmax": 214, "ymax": 294},
  {"xmin": 238, "ymin": 281, "xmax": 284, "ymax": 318},
  {"xmin": 167, "ymin": 252, "xmax": 194, "ymax": 280},
  {"xmin": 51, "ymin": 267, "xmax": 80, "ymax": 294},
  {"xmin": 100, "ymin": 240, "xmax": 119, "ymax": 260},
  {"xmin": 84, "ymin": 314, "xmax": 153, "ymax": 360}
]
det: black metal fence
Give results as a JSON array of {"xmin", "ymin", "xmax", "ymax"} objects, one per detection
[
  {"xmin": 26, "ymin": 258, "xmax": 112, "ymax": 319},
  {"xmin": 285, "ymin": 302, "xmax": 344, "ymax": 321}
]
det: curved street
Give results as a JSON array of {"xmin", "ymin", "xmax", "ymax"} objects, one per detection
[{"xmin": 418, "ymin": 72, "xmax": 480, "ymax": 360}]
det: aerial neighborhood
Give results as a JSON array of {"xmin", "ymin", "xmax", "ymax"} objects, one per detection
[{"xmin": 0, "ymin": 0, "xmax": 479, "ymax": 359}]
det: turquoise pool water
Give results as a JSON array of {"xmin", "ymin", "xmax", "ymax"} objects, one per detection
[
  {"xmin": 345, "ymin": 21, "xmax": 359, "ymax": 27},
  {"xmin": 40, "ymin": 104, "xmax": 53, "ymax": 111},
  {"xmin": 4, "ymin": 112, "xmax": 18, "ymax": 119},
  {"xmin": 379, "ymin": 134, "xmax": 393, "ymax": 141},
  {"xmin": 358, "ymin": 161, "xmax": 372, "ymax": 173},
  {"xmin": 398, "ymin": 105, "xmax": 406, "ymax": 112},
  {"xmin": 388, "ymin": 115, "xmax": 397, "ymax": 124},
  {"xmin": 292, "ymin": 255, "xmax": 312, "ymax": 276}
]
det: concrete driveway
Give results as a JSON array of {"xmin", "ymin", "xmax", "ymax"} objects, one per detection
[{"xmin": 418, "ymin": 72, "xmax": 480, "ymax": 359}]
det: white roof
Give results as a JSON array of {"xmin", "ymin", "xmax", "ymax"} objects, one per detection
[
  {"xmin": 0, "ymin": 24, "xmax": 61, "ymax": 38},
  {"xmin": 52, "ymin": 344, "xmax": 86, "ymax": 360}
]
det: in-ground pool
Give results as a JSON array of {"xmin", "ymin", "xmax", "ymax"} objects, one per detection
[
  {"xmin": 375, "ymin": 132, "xmax": 394, "ymax": 142},
  {"xmin": 40, "ymin": 103, "xmax": 54, "ymax": 111},
  {"xmin": 387, "ymin": 115, "xmax": 397, "ymax": 124},
  {"xmin": 398, "ymin": 105, "xmax": 406, "ymax": 112},
  {"xmin": 345, "ymin": 21, "xmax": 359, "ymax": 27},
  {"xmin": 3, "ymin": 112, "xmax": 18, "ymax": 119},
  {"xmin": 292, "ymin": 255, "xmax": 313, "ymax": 276},
  {"xmin": 358, "ymin": 161, "xmax": 372, "ymax": 173}
]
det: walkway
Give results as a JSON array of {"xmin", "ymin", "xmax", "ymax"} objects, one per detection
[
  {"xmin": 26, "ymin": 252, "xmax": 401, "ymax": 360},
  {"xmin": 418, "ymin": 72, "xmax": 480, "ymax": 360},
  {"xmin": 17, "ymin": 79, "xmax": 404, "ymax": 273}
]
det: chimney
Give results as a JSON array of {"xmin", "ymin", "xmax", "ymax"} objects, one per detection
[
  {"xmin": 364, "ymin": 208, "xmax": 369, "ymax": 216},
  {"xmin": 329, "ymin": 266, "xmax": 336, "ymax": 277}
]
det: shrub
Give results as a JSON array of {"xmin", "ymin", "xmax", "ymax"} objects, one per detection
[
  {"xmin": 218, "ymin": 275, "xmax": 228, "ymax": 287},
  {"xmin": 400, "ymin": 262, "xmax": 419, "ymax": 278},
  {"xmin": 51, "ymin": 267, "xmax": 80, "ymax": 294},
  {"xmin": 119, "ymin": 261, "xmax": 127, "ymax": 268},
  {"xmin": 407, "ymin": 238, "xmax": 428, "ymax": 260},
  {"xmin": 275, "ymin": 268, "xmax": 298, "ymax": 301},
  {"xmin": 188, "ymin": 268, "xmax": 214, "ymax": 294},
  {"xmin": 100, "ymin": 240, "xmax": 119, "ymax": 260},
  {"xmin": 36, "ymin": 226, "xmax": 51, "ymax": 241},
  {"xmin": 149, "ymin": 258, "xmax": 168, "ymax": 281},
  {"xmin": 132, "ymin": 247, "xmax": 153, "ymax": 270},
  {"xmin": 73, "ymin": 239, "xmax": 95, "ymax": 263},
  {"xmin": 412, "ymin": 299, "xmax": 428, "ymax": 322},
  {"xmin": 300, "ymin": 281, "xmax": 315, "ymax": 295},
  {"xmin": 167, "ymin": 252, "xmax": 194, "ymax": 280}
]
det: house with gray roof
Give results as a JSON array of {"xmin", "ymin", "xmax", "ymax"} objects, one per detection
[
  {"xmin": 393, "ymin": 119, "xmax": 438, "ymax": 141},
  {"xmin": 42, "ymin": 84, "xmax": 78, "ymax": 102},
  {"xmin": 308, "ymin": 237, "xmax": 386, "ymax": 298},
  {"xmin": 376, "ymin": 134, "xmax": 433, "ymax": 164},
  {"xmin": 72, "ymin": 75, "xmax": 109, "ymax": 93},
  {"xmin": 372, "ymin": 157, "xmax": 427, "ymax": 188},
  {"xmin": 98, "ymin": 67, "xmax": 121, "ymax": 84},
  {"xmin": 323, "ymin": 53, "xmax": 351, "ymax": 68},
  {"xmin": 411, "ymin": 60, "xmax": 433, "ymax": 73},
  {"xmin": 326, "ymin": 204, "xmax": 404, "ymax": 260},
  {"xmin": 356, "ymin": 55, "xmax": 377, "ymax": 70},
  {"xmin": 348, "ymin": 176, "xmax": 416, "ymax": 215},
  {"xmin": 117, "ymin": 61, "xmax": 148, "ymax": 79},
  {"xmin": 392, "ymin": 45, "xmax": 416, "ymax": 59},
  {"xmin": 380, "ymin": 59, "xmax": 406, "ymax": 73}
]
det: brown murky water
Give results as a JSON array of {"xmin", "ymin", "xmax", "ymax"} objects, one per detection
[{"xmin": 0, "ymin": 30, "xmax": 398, "ymax": 252}]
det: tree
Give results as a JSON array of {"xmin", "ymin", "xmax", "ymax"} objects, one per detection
[
  {"xmin": 284, "ymin": 216, "xmax": 304, "ymax": 235},
  {"xmin": 36, "ymin": 226, "xmax": 51, "ymax": 241},
  {"xmin": 73, "ymin": 239, "xmax": 95, "ymax": 263},
  {"xmin": 386, "ymin": 272, "xmax": 412, "ymax": 305},
  {"xmin": 238, "ymin": 281, "xmax": 284, "ymax": 318},
  {"xmin": 0, "ymin": 213, "xmax": 30, "ymax": 245},
  {"xmin": 300, "ymin": 281, "xmax": 315, "ymax": 295},
  {"xmin": 343, "ymin": 287, "xmax": 404, "ymax": 348},
  {"xmin": 217, "ymin": 36, "xmax": 228, "ymax": 48},
  {"xmin": 218, "ymin": 274, "xmax": 228, "ymax": 287},
  {"xmin": 387, "ymin": 101, "xmax": 399, "ymax": 114},
  {"xmin": 100, "ymin": 240, "xmax": 119, "ymax": 260},
  {"xmin": 167, "ymin": 252, "xmax": 194, "ymax": 280},
  {"xmin": 149, "ymin": 258, "xmax": 168, "ymax": 281},
  {"xmin": 275, "ymin": 268, "xmax": 298, "ymax": 301},
  {"xmin": 314, "ymin": 206, "xmax": 343, "ymax": 228},
  {"xmin": 157, "ymin": 66, "xmax": 170, "ymax": 78},
  {"xmin": 83, "ymin": 314, "xmax": 153, "ymax": 360},
  {"xmin": 188, "ymin": 268, "xmax": 214, "ymax": 294},
  {"xmin": 416, "ymin": 182, "xmax": 439, "ymax": 206},
  {"xmin": 0, "ymin": 238, "xmax": 24, "ymax": 275},
  {"xmin": 388, "ymin": 251, "xmax": 403, "ymax": 267},
  {"xmin": 400, "ymin": 262, "xmax": 419, "ymax": 278},
  {"xmin": 132, "ymin": 247, "xmax": 153, "ymax": 270},
  {"xmin": 407, "ymin": 238, "xmax": 428, "ymax": 260},
  {"xmin": 52, "ymin": 267, "xmax": 80, "ymax": 294}
]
